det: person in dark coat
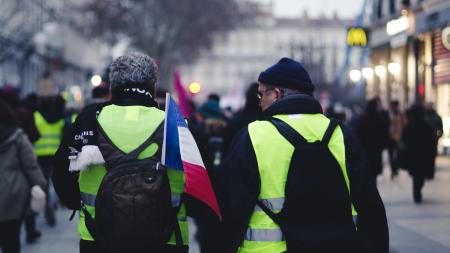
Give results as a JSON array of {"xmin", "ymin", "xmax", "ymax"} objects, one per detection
[
  {"xmin": 0, "ymin": 86, "xmax": 40, "ymax": 143},
  {"xmin": 0, "ymin": 99, "xmax": 47, "ymax": 253},
  {"xmin": 0, "ymin": 87, "xmax": 43, "ymax": 242},
  {"xmin": 214, "ymin": 58, "xmax": 388, "ymax": 253},
  {"xmin": 222, "ymin": 82, "xmax": 262, "ymax": 154},
  {"xmin": 424, "ymin": 102, "xmax": 443, "ymax": 179},
  {"xmin": 402, "ymin": 104, "xmax": 435, "ymax": 203},
  {"xmin": 356, "ymin": 98, "xmax": 390, "ymax": 185}
]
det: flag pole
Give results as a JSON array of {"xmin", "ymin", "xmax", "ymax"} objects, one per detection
[{"xmin": 161, "ymin": 93, "xmax": 170, "ymax": 165}]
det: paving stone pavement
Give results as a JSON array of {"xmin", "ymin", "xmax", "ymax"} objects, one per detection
[
  {"xmin": 378, "ymin": 155, "xmax": 450, "ymax": 253},
  {"xmin": 21, "ymin": 156, "xmax": 450, "ymax": 253}
]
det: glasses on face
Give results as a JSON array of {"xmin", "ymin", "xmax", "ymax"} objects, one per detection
[{"xmin": 257, "ymin": 88, "xmax": 275, "ymax": 100}]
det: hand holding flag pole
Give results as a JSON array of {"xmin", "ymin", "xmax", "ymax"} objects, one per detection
[{"xmin": 162, "ymin": 93, "xmax": 222, "ymax": 219}]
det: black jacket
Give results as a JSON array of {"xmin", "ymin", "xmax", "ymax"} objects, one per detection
[
  {"xmin": 53, "ymin": 100, "xmax": 215, "ymax": 253},
  {"xmin": 214, "ymin": 94, "xmax": 389, "ymax": 253},
  {"xmin": 402, "ymin": 119, "xmax": 435, "ymax": 178}
]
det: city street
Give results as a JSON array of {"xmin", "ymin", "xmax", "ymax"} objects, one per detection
[
  {"xmin": 380, "ymin": 155, "xmax": 450, "ymax": 253},
  {"xmin": 22, "ymin": 156, "xmax": 450, "ymax": 253}
]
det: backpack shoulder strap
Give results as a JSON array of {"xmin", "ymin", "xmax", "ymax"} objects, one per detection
[
  {"xmin": 268, "ymin": 117, "xmax": 308, "ymax": 147},
  {"xmin": 125, "ymin": 120, "xmax": 165, "ymax": 160},
  {"xmin": 97, "ymin": 119, "xmax": 164, "ymax": 169},
  {"xmin": 321, "ymin": 119, "xmax": 340, "ymax": 145}
]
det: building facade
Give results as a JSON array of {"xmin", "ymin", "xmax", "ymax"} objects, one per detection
[
  {"xmin": 367, "ymin": 0, "xmax": 450, "ymax": 149},
  {"xmin": 0, "ymin": 0, "xmax": 108, "ymax": 104},
  {"xmin": 179, "ymin": 2, "xmax": 354, "ymax": 109}
]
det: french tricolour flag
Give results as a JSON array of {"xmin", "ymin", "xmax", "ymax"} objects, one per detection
[{"xmin": 162, "ymin": 93, "xmax": 222, "ymax": 219}]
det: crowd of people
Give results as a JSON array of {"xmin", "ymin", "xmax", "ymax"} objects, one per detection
[
  {"xmin": 347, "ymin": 98, "xmax": 443, "ymax": 203},
  {"xmin": 0, "ymin": 53, "xmax": 444, "ymax": 253}
]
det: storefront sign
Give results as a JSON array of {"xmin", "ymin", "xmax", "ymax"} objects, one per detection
[
  {"xmin": 347, "ymin": 27, "xmax": 368, "ymax": 47},
  {"xmin": 386, "ymin": 16, "xmax": 409, "ymax": 36},
  {"xmin": 434, "ymin": 30, "xmax": 450, "ymax": 85},
  {"xmin": 415, "ymin": 5, "xmax": 450, "ymax": 34}
]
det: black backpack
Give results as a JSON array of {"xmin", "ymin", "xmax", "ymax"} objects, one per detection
[
  {"xmin": 257, "ymin": 118, "xmax": 358, "ymax": 253},
  {"xmin": 82, "ymin": 121, "xmax": 183, "ymax": 252}
]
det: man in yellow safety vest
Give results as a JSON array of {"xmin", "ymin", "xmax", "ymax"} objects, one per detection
[{"xmin": 216, "ymin": 58, "xmax": 389, "ymax": 253}]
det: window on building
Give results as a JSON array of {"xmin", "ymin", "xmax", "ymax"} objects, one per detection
[
  {"xmin": 390, "ymin": 0, "xmax": 396, "ymax": 15},
  {"xmin": 377, "ymin": 0, "xmax": 384, "ymax": 19},
  {"xmin": 402, "ymin": 0, "xmax": 410, "ymax": 7}
]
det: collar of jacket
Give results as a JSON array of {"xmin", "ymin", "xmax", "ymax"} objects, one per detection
[
  {"xmin": 0, "ymin": 126, "xmax": 19, "ymax": 147},
  {"xmin": 263, "ymin": 94, "xmax": 323, "ymax": 116},
  {"xmin": 109, "ymin": 98, "xmax": 158, "ymax": 108},
  {"xmin": 110, "ymin": 83, "xmax": 159, "ymax": 108}
]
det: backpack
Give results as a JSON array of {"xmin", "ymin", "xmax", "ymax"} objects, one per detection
[
  {"xmin": 257, "ymin": 118, "xmax": 358, "ymax": 253},
  {"xmin": 82, "ymin": 120, "xmax": 183, "ymax": 252}
]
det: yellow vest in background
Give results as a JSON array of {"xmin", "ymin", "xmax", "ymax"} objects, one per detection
[{"xmin": 33, "ymin": 111, "xmax": 64, "ymax": 157}]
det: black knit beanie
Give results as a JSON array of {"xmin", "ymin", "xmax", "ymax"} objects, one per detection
[{"xmin": 258, "ymin": 57, "xmax": 314, "ymax": 93}]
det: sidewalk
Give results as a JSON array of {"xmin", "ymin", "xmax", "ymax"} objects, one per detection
[
  {"xmin": 379, "ymin": 155, "xmax": 450, "ymax": 253},
  {"xmin": 21, "ymin": 210, "xmax": 200, "ymax": 253},
  {"xmin": 22, "ymin": 156, "xmax": 450, "ymax": 253}
]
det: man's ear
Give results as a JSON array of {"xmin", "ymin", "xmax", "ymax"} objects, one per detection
[{"xmin": 274, "ymin": 88, "xmax": 283, "ymax": 99}]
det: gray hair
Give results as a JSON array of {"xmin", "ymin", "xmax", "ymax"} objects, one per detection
[{"xmin": 109, "ymin": 53, "xmax": 158, "ymax": 90}]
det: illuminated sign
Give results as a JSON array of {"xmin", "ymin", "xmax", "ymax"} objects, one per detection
[
  {"xmin": 386, "ymin": 16, "xmax": 409, "ymax": 36},
  {"xmin": 442, "ymin": 26, "xmax": 450, "ymax": 51},
  {"xmin": 347, "ymin": 27, "xmax": 368, "ymax": 47}
]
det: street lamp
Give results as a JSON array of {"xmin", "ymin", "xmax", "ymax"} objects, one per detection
[
  {"xmin": 388, "ymin": 62, "xmax": 401, "ymax": 75},
  {"xmin": 362, "ymin": 67, "xmax": 374, "ymax": 80},
  {"xmin": 349, "ymin": 69, "xmax": 362, "ymax": 83},
  {"xmin": 90, "ymin": 75, "xmax": 102, "ymax": 87},
  {"xmin": 189, "ymin": 82, "xmax": 201, "ymax": 94},
  {"xmin": 375, "ymin": 65, "xmax": 387, "ymax": 77}
]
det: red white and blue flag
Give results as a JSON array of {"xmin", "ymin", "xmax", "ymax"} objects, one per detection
[{"xmin": 162, "ymin": 93, "xmax": 221, "ymax": 219}]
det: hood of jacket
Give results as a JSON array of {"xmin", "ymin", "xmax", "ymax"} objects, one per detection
[
  {"xmin": 0, "ymin": 125, "xmax": 20, "ymax": 149},
  {"xmin": 262, "ymin": 94, "xmax": 323, "ymax": 116}
]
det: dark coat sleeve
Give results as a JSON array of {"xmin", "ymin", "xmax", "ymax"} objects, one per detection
[
  {"xmin": 341, "ymin": 124, "xmax": 389, "ymax": 253},
  {"xmin": 17, "ymin": 131, "xmax": 47, "ymax": 190},
  {"xmin": 212, "ymin": 127, "xmax": 260, "ymax": 253},
  {"xmin": 52, "ymin": 123, "xmax": 81, "ymax": 210}
]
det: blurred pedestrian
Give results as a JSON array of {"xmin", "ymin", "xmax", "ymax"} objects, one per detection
[
  {"xmin": 402, "ymin": 104, "xmax": 435, "ymax": 203},
  {"xmin": 85, "ymin": 83, "xmax": 111, "ymax": 107},
  {"xmin": 190, "ymin": 93, "xmax": 228, "ymax": 168},
  {"xmin": 187, "ymin": 94, "xmax": 229, "ymax": 252},
  {"xmin": 0, "ymin": 99, "xmax": 47, "ymax": 253},
  {"xmin": 222, "ymin": 82, "xmax": 262, "ymax": 153},
  {"xmin": 0, "ymin": 87, "xmax": 44, "ymax": 241},
  {"xmin": 53, "ymin": 53, "xmax": 195, "ymax": 253},
  {"xmin": 33, "ymin": 95, "xmax": 67, "ymax": 226},
  {"xmin": 424, "ymin": 102, "xmax": 443, "ymax": 179},
  {"xmin": 0, "ymin": 86, "xmax": 40, "ymax": 142},
  {"xmin": 216, "ymin": 58, "xmax": 388, "ymax": 253},
  {"xmin": 388, "ymin": 100, "xmax": 405, "ymax": 179},
  {"xmin": 356, "ymin": 98, "xmax": 390, "ymax": 185}
]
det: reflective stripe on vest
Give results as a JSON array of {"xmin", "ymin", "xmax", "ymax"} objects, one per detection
[
  {"xmin": 245, "ymin": 228, "xmax": 284, "ymax": 242},
  {"xmin": 81, "ymin": 192, "xmax": 96, "ymax": 206},
  {"xmin": 78, "ymin": 106, "xmax": 188, "ymax": 245},
  {"xmin": 240, "ymin": 114, "xmax": 357, "ymax": 253},
  {"xmin": 33, "ymin": 112, "xmax": 64, "ymax": 156},
  {"xmin": 254, "ymin": 197, "xmax": 284, "ymax": 212},
  {"xmin": 80, "ymin": 192, "xmax": 182, "ymax": 209}
]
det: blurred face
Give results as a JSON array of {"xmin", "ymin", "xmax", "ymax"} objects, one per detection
[{"xmin": 257, "ymin": 83, "xmax": 282, "ymax": 111}]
